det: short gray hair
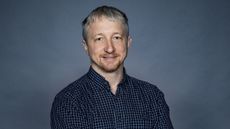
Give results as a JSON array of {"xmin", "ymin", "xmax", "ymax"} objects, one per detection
[{"xmin": 82, "ymin": 5, "xmax": 129, "ymax": 41}]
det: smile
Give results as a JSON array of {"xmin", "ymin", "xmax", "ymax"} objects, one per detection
[{"xmin": 102, "ymin": 55, "xmax": 117, "ymax": 61}]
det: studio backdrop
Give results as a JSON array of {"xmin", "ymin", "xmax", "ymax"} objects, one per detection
[{"xmin": 0, "ymin": 0, "xmax": 229, "ymax": 129}]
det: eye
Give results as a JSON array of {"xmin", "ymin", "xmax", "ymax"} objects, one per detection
[
  {"xmin": 96, "ymin": 37, "xmax": 101, "ymax": 41},
  {"xmin": 94, "ymin": 37, "xmax": 103, "ymax": 42},
  {"xmin": 113, "ymin": 36, "xmax": 122, "ymax": 40}
]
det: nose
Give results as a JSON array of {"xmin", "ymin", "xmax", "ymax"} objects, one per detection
[{"xmin": 104, "ymin": 39, "xmax": 115, "ymax": 53}]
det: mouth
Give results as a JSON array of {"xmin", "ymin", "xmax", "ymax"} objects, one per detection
[{"xmin": 101, "ymin": 54, "xmax": 117, "ymax": 62}]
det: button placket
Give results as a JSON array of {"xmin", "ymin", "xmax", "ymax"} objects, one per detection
[{"xmin": 113, "ymin": 93, "xmax": 124, "ymax": 128}]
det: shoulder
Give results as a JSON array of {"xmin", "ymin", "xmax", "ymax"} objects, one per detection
[
  {"xmin": 50, "ymin": 74, "xmax": 91, "ymax": 127},
  {"xmin": 53, "ymin": 74, "xmax": 90, "ymax": 103}
]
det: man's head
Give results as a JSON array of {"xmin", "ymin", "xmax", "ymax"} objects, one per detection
[
  {"xmin": 82, "ymin": 5, "xmax": 129, "ymax": 42},
  {"xmin": 82, "ymin": 6, "xmax": 132, "ymax": 73}
]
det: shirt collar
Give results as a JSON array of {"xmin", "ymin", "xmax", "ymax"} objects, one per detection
[{"xmin": 87, "ymin": 66, "xmax": 128, "ymax": 91}]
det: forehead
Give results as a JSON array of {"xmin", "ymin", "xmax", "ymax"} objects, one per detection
[{"xmin": 87, "ymin": 17, "xmax": 125, "ymax": 34}]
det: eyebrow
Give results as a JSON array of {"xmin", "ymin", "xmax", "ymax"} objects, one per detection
[
  {"xmin": 113, "ymin": 32, "xmax": 122, "ymax": 35},
  {"xmin": 94, "ymin": 33, "xmax": 104, "ymax": 36},
  {"xmin": 94, "ymin": 32, "xmax": 123, "ymax": 37}
]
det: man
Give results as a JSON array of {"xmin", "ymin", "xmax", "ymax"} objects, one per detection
[{"xmin": 51, "ymin": 5, "xmax": 174, "ymax": 129}]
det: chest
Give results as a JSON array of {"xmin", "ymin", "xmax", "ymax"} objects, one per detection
[{"xmin": 83, "ymin": 89, "xmax": 158, "ymax": 129}]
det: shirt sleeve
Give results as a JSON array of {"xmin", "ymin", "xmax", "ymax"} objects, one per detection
[
  {"xmin": 50, "ymin": 94, "xmax": 89, "ymax": 129},
  {"xmin": 154, "ymin": 90, "xmax": 174, "ymax": 129}
]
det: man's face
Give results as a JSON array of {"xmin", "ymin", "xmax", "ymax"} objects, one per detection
[{"xmin": 83, "ymin": 17, "xmax": 131, "ymax": 73}]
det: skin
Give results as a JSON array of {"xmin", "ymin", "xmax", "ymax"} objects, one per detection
[{"xmin": 83, "ymin": 16, "xmax": 132, "ymax": 94}]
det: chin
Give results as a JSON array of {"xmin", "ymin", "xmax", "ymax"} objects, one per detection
[
  {"xmin": 101, "ymin": 67, "xmax": 119, "ymax": 73},
  {"xmin": 91, "ymin": 60, "xmax": 124, "ymax": 73},
  {"xmin": 100, "ymin": 63, "xmax": 123, "ymax": 73}
]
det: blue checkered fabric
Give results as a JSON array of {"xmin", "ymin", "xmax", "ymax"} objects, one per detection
[{"xmin": 50, "ymin": 67, "xmax": 174, "ymax": 129}]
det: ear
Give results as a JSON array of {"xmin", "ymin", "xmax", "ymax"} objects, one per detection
[
  {"xmin": 82, "ymin": 40, "xmax": 88, "ymax": 54},
  {"xmin": 127, "ymin": 36, "xmax": 132, "ymax": 48}
]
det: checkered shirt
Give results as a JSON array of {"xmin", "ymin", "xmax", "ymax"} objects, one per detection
[{"xmin": 50, "ymin": 67, "xmax": 174, "ymax": 129}]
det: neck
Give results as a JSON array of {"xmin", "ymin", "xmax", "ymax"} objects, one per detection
[
  {"xmin": 92, "ymin": 65, "xmax": 124, "ymax": 94},
  {"xmin": 105, "ymin": 69, "xmax": 123, "ymax": 94}
]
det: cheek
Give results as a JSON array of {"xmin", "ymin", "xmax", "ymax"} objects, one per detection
[
  {"xmin": 118, "ymin": 44, "xmax": 128, "ymax": 53},
  {"xmin": 88, "ymin": 46, "xmax": 102, "ymax": 56}
]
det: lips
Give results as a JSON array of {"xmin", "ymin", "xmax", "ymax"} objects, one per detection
[{"xmin": 101, "ymin": 54, "xmax": 118, "ymax": 62}]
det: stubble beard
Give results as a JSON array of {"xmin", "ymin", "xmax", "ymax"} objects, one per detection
[{"xmin": 91, "ymin": 59, "xmax": 124, "ymax": 73}]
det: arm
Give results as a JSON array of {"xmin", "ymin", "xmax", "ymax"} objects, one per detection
[
  {"xmin": 50, "ymin": 94, "xmax": 89, "ymax": 129},
  {"xmin": 154, "ymin": 91, "xmax": 174, "ymax": 129}
]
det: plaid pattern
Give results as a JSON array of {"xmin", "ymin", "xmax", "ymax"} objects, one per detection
[{"xmin": 50, "ymin": 67, "xmax": 173, "ymax": 129}]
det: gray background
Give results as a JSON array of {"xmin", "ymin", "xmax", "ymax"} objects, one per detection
[{"xmin": 0, "ymin": 0, "xmax": 230, "ymax": 129}]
